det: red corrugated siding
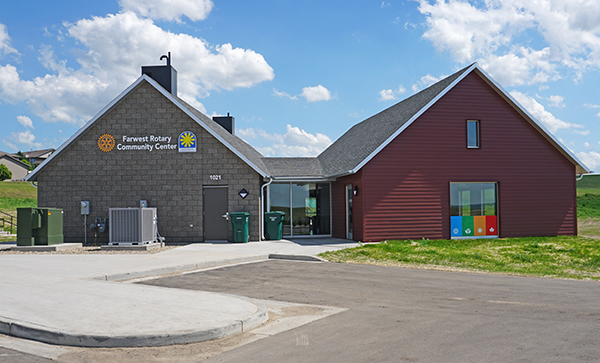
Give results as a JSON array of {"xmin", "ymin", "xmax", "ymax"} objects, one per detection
[
  {"xmin": 359, "ymin": 72, "xmax": 576, "ymax": 241},
  {"xmin": 331, "ymin": 172, "xmax": 364, "ymax": 241}
]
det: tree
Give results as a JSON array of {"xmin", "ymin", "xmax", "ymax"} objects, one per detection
[{"xmin": 0, "ymin": 164, "xmax": 11, "ymax": 181}]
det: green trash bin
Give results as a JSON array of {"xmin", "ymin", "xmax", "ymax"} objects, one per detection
[
  {"xmin": 230, "ymin": 212, "xmax": 249, "ymax": 243},
  {"xmin": 264, "ymin": 211, "xmax": 285, "ymax": 240}
]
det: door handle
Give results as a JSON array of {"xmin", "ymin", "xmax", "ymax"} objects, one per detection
[{"xmin": 222, "ymin": 212, "xmax": 229, "ymax": 220}]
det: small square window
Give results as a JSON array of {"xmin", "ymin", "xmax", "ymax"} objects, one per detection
[{"xmin": 467, "ymin": 120, "xmax": 479, "ymax": 148}]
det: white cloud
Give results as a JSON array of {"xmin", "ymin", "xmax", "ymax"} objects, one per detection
[
  {"xmin": 547, "ymin": 95, "xmax": 565, "ymax": 108},
  {"xmin": 9, "ymin": 130, "xmax": 43, "ymax": 149},
  {"xmin": 574, "ymin": 129, "xmax": 590, "ymax": 136},
  {"xmin": 272, "ymin": 88, "xmax": 298, "ymax": 100},
  {"xmin": 378, "ymin": 85, "xmax": 406, "ymax": 101},
  {"xmin": 583, "ymin": 103, "xmax": 600, "ymax": 108},
  {"xmin": 584, "ymin": 142, "xmax": 590, "ymax": 148},
  {"xmin": 510, "ymin": 90, "xmax": 579, "ymax": 133},
  {"xmin": 597, "ymin": 111, "xmax": 600, "ymax": 118},
  {"xmin": 0, "ymin": 10, "xmax": 274, "ymax": 125},
  {"xmin": 417, "ymin": 0, "xmax": 600, "ymax": 85},
  {"xmin": 119, "ymin": 0, "xmax": 213, "ymax": 22},
  {"xmin": 238, "ymin": 124, "xmax": 332, "ymax": 157},
  {"xmin": 301, "ymin": 85, "xmax": 332, "ymax": 102},
  {"xmin": 577, "ymin": 151, "xmax": 600, "ymax": 172},
  {"xmin": 0, "ymin": 23, "xmax": 17, "ymax": 56},
  {"xmin": 16, "ymin": 115, "xmax": 33, "ymax": 128},
  {"xmin": 412, "ymin": 74, "xmax": 445, "ymax": 92}
]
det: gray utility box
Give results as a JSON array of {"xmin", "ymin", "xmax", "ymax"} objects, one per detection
[{"xmin": 109, "ymin": 208, "xmax": 157, "ymax": 245}]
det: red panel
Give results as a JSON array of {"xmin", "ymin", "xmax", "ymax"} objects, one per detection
[
  {"xmin": 485, "ymin": 216, "xmax": 498, "ymax": 236},
  {"xmin": 358, "ymin": 72, "xmax": 576, "ymax": 241},
  {"xmin": 331, "ymin": 171, "xmax": 363, "ymax": 241}
]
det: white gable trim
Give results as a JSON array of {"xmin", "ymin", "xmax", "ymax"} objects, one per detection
[
  {"xmin": 473, "ymin": 66, "xmax": 590, "ymax": 174},
  {"xmin": 351, "ymin": 63, "xmax": 479, "ymax": 173},
  {"xmin": 349, "ymin": 63, "xmax": 589, "ymax": 175},
  {"xmin": 142, "ymin": 75, "xmax": 267, "ymax": 177},
  {"xmin": 28, "ymin": 75, "xmax": 267, "ymax": 181}
]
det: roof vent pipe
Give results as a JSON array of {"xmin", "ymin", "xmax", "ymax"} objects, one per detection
[
  {"xmin": 141, "ymin": 52, "xmax": 177, "ymax": 95},
  {"xmin": 213, "ymin": 113, "xmax": 235, "ymax": 135}
]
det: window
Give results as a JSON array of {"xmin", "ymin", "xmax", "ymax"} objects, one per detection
[
  {"xmin": 450, "ymin": 183, "xmax": 497, "ymax": 238},
  {"xmin": 467, "ymin": 120, "xmax": 479, "ymax": 148},
  {"xmin": 269, "ymin": 183, "xmax": 331, "ymax": 236}
]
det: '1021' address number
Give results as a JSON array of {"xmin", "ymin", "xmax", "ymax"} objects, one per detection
[{"xmin": 209, "ymin": 175, "xmax": 222, "ymax": 180}]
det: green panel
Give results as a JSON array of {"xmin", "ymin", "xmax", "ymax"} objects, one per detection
[
  {"xmin": 36, "ymin": 208, "xmax": 64, "ymax": 245},
  {"xmin": 462, "ymin": 216, "xmax": 474, "ymax": 236},
  {"xmin": 17, "ymin": 208, "xmax": 36, "ymax": 246}
]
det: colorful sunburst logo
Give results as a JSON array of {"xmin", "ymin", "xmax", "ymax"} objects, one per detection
[{"xmin": 178, "ymin": 131, "xmax": 197, "ymax": 152}]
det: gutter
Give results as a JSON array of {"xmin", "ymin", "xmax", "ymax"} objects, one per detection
[{"xmin": 260, "ymin": 176, "xmax": 273, "ymax": 240}]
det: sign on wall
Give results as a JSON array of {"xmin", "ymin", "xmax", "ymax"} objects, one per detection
[
  {"xmin": 97, "ymin": 133, "xmax": 188, "ymax": 152},
  {"xmin": 178, "ymin": 131, "xmax": 197, "ymax": 152}
]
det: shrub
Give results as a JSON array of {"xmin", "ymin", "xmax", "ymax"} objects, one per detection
[{"xmin": 0, "ymin": 164, "xmax": 12, "ymax": 181}]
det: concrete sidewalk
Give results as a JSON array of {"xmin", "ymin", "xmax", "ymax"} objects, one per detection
[{"xmin": 0, "ymin": 238, "xmax": 358, "ymax": 347}]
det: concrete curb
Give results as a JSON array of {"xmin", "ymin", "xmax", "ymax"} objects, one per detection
[
  {"xmin": 269, "ymin": 254, "xmax": 327, "ymax": 262},
  {"xmin": 0, "ymin": 300, "xmax": 268, "ymax": 348},
  {"xmin": 96, "ymin": 254, "xmax": 270, "ymax": 281}
]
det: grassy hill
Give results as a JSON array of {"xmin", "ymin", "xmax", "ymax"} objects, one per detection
[{"xmin": 0, "ymin": 181, "xmax": 37, "ymax": 215}]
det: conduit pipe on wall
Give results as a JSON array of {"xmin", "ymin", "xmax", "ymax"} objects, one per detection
[{"xmin": 260, "ymin": 176, "xmax": 273, "ymax": 240}]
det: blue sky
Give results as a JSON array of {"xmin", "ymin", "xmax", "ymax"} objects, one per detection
[{"xmin": 1, "ymin": 0, "xmax": 599, "ymax": 169}]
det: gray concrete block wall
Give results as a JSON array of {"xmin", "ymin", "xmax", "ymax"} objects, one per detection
[{"xmin": 37, "ymin": 81, "xmax": 263, "ymax": 244}]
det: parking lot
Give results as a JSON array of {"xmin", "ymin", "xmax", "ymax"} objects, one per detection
[{"xmin": 144, "ymin": 260, "xmax": 600, "ymax": 363}]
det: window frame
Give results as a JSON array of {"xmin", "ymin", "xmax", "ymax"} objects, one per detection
[{"xmin": 466, "ymin": 120, "xmax": 480, "ymax": 149}]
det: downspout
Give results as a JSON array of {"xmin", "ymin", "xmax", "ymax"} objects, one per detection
[
  {"xmin": 260, "ymin": 176, "xmax": 273, "ymax": 241},
  {"xmin": 30, "ymin": 181, "xmax": 37, "ymax": 188}
]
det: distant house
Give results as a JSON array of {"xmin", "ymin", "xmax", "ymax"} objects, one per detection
[
  {"xmin": 27, "ymin": 61, "xmax": 588, "ymax": 243},
  {"xmin": 15, "ymin": 148, "xmax": 54, "ymax": 167},
  {"xmin": 0, "ymin": 151, "xmax": 30, "ymax": 180}
]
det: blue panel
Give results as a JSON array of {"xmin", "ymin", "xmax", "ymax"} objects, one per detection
[{"xmin": 451, "ymin": 216, "xmax": 462, "ymax": 237}]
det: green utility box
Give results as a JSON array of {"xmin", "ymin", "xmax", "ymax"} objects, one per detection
[
  {"xmin": 264, "ymin": 211, "xmax": 285, "ymax": 240},
  {"xmin": 17, "ymin": 207, "xmax": 64, "ymax": 246},
  {"xmin": 230, "ymin": 212, "xmax": 249, "ymax": 243}
]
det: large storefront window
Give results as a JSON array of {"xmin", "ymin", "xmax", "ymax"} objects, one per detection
[
  {"xmin": 269, "ymin": 183, "xmax": 331, "ymax": 236},
  {"xmin": 450, "ymin": 183, "xmax": 498, "ymax": 238}
]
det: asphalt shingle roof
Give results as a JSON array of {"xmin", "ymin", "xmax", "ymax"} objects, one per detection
[
  {"xmin": 317, "ymin": 65, "xmax": 471, "ymax": 177},
  {"xmin": 261, "ymin": 157, "xmax": 323, "ymax": 178}
]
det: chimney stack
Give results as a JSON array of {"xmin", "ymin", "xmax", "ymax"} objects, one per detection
[
  {"xmin": 142, "ymin": 52, "xmax": 177, "ymax": 95},
  {"xmin": 213, "ymin": 113, "xmax": 235, "ymax": 135}
]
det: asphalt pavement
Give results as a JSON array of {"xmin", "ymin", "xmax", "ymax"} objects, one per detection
[{"xmin": 144, "ymin": 259, "xmax": 600, "ymax": 363}]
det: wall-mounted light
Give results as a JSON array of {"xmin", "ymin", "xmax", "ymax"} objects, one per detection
[
  {"xmin": 239, "ymin": 189, "xmax": 249, "ymax": 199},
  {"xmin": 353, "ymin": 186, "xmax": 358, "ymax": 196}
]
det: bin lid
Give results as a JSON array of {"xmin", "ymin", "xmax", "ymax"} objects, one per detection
[
  {"xmin": 230, "ymin": 212, "xmax": 249, "ymax": 216},
  {"xmin": 265, "ymin": 211, "xmax": 286, "ymax": 216}
]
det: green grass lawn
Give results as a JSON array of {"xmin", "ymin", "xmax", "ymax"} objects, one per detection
[{"xmin": 320, "ymin": 236, "xmax": 600, "ymax": 280}]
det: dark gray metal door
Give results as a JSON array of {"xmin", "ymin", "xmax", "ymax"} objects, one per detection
[{"xmin": 203, "ymin": 187, "xmax": 228, "ymax": 241}]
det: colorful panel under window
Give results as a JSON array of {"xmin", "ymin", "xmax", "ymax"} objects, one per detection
[
  {"xmin": 451, "ymin": 216, "xmax": 463, "ymax": 237},
  {"xmin": 485, "ymin": 215, "xmax": 498, "ymax": 236},
  {"xmin": 473, "ymin": 216, "xmax": 486, "ymax": 236},
  {"xmin": 462, "ymin": 216, "xmax": 474, "ymax": 236}
]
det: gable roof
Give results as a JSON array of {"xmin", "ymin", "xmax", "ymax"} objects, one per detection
[
  {"xmin": 27, "ymin": 75, "xmax": 269, "ymax": 181},
  {"xmin": 18, "ymin": 148, "xmax": 54, "ymax": 159},
  {"xmin": 0, "ymin": 151, "xmax": 30, "ymax": 169},
  {"xmin": 317, "ymin": 63, "xmax": 589, "ymax": 176}
]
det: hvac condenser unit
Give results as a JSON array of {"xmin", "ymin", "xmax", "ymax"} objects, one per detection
[{"xmin": 109, "ymin": 208, "xmax": 157, "ymax": 245}]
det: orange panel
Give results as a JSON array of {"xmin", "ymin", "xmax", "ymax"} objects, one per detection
[{"xmin": 474, "ymin": 216, "xmax": 486, "ymax": 236}]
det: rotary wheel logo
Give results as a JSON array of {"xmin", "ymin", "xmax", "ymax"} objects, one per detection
[{"xmin": 98, "ymin": 134, "xmax": 115, "ymax": 152}]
